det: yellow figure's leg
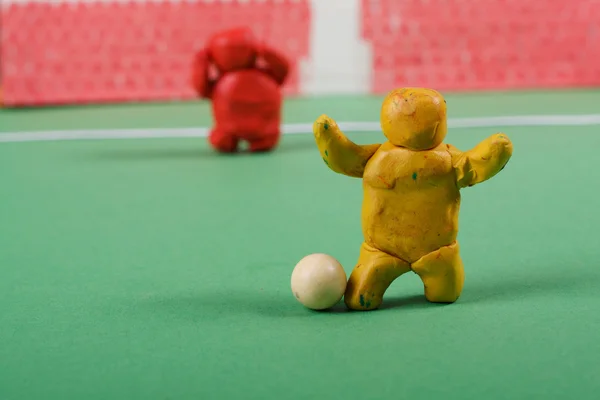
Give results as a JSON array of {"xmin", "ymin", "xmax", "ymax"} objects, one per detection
[
  {"xmin": 411, "ymin": 242, "xmax": 465, "ymax": 303},
  {"xmin": 344, "ymin": 243, "xmax": 411, "ymax": 311}
]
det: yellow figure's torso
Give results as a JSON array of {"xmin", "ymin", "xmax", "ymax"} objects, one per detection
[{"xmin": 362, "ymin": 141, "xmax": 460, "ymax": 263}]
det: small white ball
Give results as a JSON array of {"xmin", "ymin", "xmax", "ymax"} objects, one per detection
[{"xmin": 291, "ymin": 253, "xmax": 347, "ymax": 310}]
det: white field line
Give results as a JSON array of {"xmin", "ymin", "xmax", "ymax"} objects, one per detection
[{"xmin": 1, "ymin": 114, "xmax": 600, "ymax": 143}]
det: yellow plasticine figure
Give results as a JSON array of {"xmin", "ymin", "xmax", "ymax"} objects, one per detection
[{"xmin": 312, "ymin": 87, "xmax": 513, "ymax": 311}]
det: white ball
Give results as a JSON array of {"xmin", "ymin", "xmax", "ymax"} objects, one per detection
[{"xmin": 291, "ymin": 253, "xmax": 347, "ymax": 310}]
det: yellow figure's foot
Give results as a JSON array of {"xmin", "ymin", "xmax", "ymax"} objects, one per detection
[
  {"xmin": 411, "ymin": 242, "xmax": 465, "ymax": 303},
  {"xmin": 344, "ymin": 243, "xmax": 411, "ymax": 310}
]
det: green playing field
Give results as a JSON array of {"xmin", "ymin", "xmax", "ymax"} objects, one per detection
[{"xmin": 1, "ymin": 90, "xmax": 600, "ymax": 400}]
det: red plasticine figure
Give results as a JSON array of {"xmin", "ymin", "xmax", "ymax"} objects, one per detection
[{"xmin": 191, "ymin": 27, "xmax": 290, "ymax": 153}]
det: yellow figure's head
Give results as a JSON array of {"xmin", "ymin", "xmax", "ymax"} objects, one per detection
[{"xmin": 380, "ymin": 87, "xmax": 448, "ymax": 150}]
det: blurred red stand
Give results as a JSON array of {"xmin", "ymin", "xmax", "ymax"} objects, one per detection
[
  {"xmin": 0, "ymin": 0, "xmax": 310, "ymax": 107},
  {"xmin": 361, "ymin": 0, "xmax": 600, "ymax": 93}
]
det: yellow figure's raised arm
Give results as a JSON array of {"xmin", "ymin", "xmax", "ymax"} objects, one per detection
[
  {"xmin": 447, "ymin": 133, "xmax": 513, "ymax": 188},
  {"xmin": 313, "ymin": 115, "xmax": 381, "ymax": 178}
]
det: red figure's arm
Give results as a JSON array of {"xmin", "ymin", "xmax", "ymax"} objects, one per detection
[
  {"xmin": 191, "ymin": 49, "xmax": 217, "ymax": 99},
  {"xmin": 256, "ymin": 43, "xmax": 290, "ymax": 86}
]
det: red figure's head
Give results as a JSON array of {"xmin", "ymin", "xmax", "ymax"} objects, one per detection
[{"xmin": 208, "ymin": 27, "xmax": 257, "ymax": 72}]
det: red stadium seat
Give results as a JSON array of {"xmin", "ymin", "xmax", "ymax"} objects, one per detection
[
  {"xmin": 360, "ymin": 0, "xmax": 600, "ymax": 93},
  {"xmin": 1, "ymin": 0, "xmax": 311, "ymax": 106}
]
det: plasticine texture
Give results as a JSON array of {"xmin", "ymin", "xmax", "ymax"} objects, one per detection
[
  {"xmin": 191, "ymin": 27, "xmax": 290, "ymax": 153},
  {"xmin": 312, "ymin": 87, "xmax": 513, "ymax": 310}
]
